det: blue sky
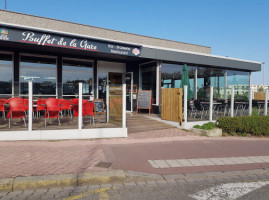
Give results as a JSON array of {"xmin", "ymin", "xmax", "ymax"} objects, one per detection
[{"xmin": 2, "ymin": 0, "xmax": 269, "ymax": 85}]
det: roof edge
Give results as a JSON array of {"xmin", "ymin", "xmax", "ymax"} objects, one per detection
[{"xmin": 0, "ymin": 9, "xmax": 211, "ymax": 50}]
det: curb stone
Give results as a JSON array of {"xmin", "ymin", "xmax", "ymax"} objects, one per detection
[{"xmin": 1, "ymin": 168, "xmax": 269, "ymax": 192}]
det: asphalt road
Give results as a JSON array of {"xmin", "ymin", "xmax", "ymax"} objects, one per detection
[{"xmin": 1, "ymin": 173, "xmax": 269, "ymax": 200}]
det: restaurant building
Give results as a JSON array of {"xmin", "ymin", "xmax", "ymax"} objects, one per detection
[{"xmin": 0, "ymin": 10, "xmax": 262, "ymax": 140}]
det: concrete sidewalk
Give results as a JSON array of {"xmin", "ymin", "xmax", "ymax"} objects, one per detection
[
  {"xmin": 0, "ymin": 128, "xmax": 193, "ymax": 178},
  {"xmin": 1, "ymin": 128, "xmax": 269, "ymax": 191}
]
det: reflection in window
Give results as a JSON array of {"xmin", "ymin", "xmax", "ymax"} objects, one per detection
[
  {"xmin": 20, "ymin": 56, "xmax": 56, "ymax": 95},
  {"xmin": 161, "ymin": 63, "xmax": 195, "ymax": 99},
  {"xmin": 63, "ymin": 60, "xmax": 93, "ymax": 96},
  {"xmin": 197, "ymin": 67, "xmax": 225, "ymax": 101},
  {"xmin": 98, "ymin": 73, "xmax": 107, "ymax": 100},
  {"xmin": 141, "ymin": 63, "xmax": 156, "ymax": 103},
  {"xmin": 0, "ymin": 53, "xmax": 12, "ymax": 95},
  {"xmin": 227, "ymin": 70, "xmax": 249, "ymax": 101}
]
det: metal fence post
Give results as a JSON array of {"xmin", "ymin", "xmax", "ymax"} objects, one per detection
[
  {"xmin": 78, "ymin": 82, "xmax": 82, "ymax": 130},
  {"xmin": 209, "ymin": 86, "xmax": 213, "ymax": 121},
  {"xmin": 249, "ymin": 88, "xmax": 252, "ymax": 116},
  {"xmin": 28, "ymin": 81, "xmax": 33, "ymax": 131},
  {"xmin": 183, "ymin": 85, "xmax": 188, "ymax": 127},
  {"xmin": 106, "ymin": 85, "xmax": 110, "ymax": 123},
  {"xmin": 265, "ymin": 89, "xmax": 268, "ymax": 116},
  {"xmin": 122, "ymin": 77, "xmax": 126, "ymax": 128},
  {"xmin": 231, "ymin": 87, "xmax": 234, "ymax": 117}
]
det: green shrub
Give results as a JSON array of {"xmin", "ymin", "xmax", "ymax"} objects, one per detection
[
  {"xmin": 251, "ymin": 108, "xmax": 259, "ymax": 116},
  {"xmin": 193, "ymin": 122, "xmax": 216, "ymax": 130},
  {"xmin": 217, "ymin": 116, "xmax": 269, "ymax": 136}
]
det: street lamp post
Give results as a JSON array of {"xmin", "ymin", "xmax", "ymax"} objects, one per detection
[{"xmin": 263, "ymin": 62, "xmax": 266, "ymax": 86}]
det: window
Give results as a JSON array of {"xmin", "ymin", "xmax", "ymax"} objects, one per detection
[
  {"xmin": 141, "ymin": 63, "xmax": 156, "ymax": 103},
  {"xmin": 227, "ymin": 70, "xmax": 250, "ymax": 101},
  {"xmin": 20, "ymin": 55, "xmax": 57, "ymax": 95},
  {"xmin": 62, "ymin": 59, "xmax": 93, "ymax": 96},
  {"xmin": 0, "ymin": 53, "xmax": 12, "ymax": 95},
  {"xmin": 161, "ymin": 63, "xmax": 196, "ymax": 99},
  {"xmin": 197, "ymin": 66, "xmax": 225, "ymax": 101}
]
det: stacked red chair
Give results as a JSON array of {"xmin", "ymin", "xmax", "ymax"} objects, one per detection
[
  {"xmin": 36, "ymin": 99, "xmax": 47, "ymax": 118},
  {"xmin": 44, "ymin": 98, "xmax": 61, "ymax": 127},
  {"xmin": 0, "ymin": 99, "xmax": 7, "ymax": 119},
  {"xmin": 7, "ymin": 97, "xmax": 26, "ymax": 128},
  {"xmin": 59, "ymin": 99, "xmax": 72, "ymax": 118}
]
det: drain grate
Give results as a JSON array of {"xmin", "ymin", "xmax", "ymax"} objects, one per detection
[{"xmin": 95, "ymin": 162, "xmax": 112, "ymax": 168}]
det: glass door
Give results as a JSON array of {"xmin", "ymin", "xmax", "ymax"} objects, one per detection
[
  {"xmin": 108, "ymin": 72, "xmax": 123, "ymax": 126},
  {"xmin": 126, "ymin": 72, "xmax": 133, "ymax": 112}
]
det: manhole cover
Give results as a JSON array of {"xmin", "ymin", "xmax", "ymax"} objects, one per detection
[{"xmin": 95, "ymin": 162, "xmax": 112, "ymax": 168}]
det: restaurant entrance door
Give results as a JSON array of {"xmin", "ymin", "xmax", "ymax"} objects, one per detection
[{"xmin": 108, "ymin": 72, "xmax": 133, "ymax": 112}]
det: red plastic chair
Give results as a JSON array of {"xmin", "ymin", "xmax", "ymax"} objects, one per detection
[
  {"xmin": 72, "ymin": 99, "xmax": 95, "ymax": 124},
  {"xmin": 59, "ymin": 99, "xmax": 72, "ymax": 118},
  {"xmin": 0, "ymin": 99, "xmax": 7, "ymax": 119},
  {"xmin": 23, "ymin": 99, "xmax": 35, "ymax": 118},
  {"xmin": 36, "ymin": 99, "xmax": 47, "ymax": 118},
  {"xmin": 44, "ymin": 98, "xmax": 61, "ymax": 127},
  {"xmin": 7, "ymin": 97, "xmax": 26, "ymax": 128}
]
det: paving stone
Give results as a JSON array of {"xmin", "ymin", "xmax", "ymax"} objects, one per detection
[
  {"xmin": 226, "ymin": 157, "xmax": 245, "ymax": 165},
  {"xmin": 156, "ymin": 180, "xmax": 167, "ymax": 185},
  {"xmin": 153, "ymin": 160, "xmax": 170, "ymax": 168},
  {"xmin": 165, "ymin": 160, "xmax": 181, "ymax": 168},
  {"xmin": 236, "ymin": 157, "xmax": 255, "ymax": 164},
  {"xmin": 247, "ymin": 156, "xmax": 266, "ymax": 163},
  {"xmin": 260, "ymin": 156, "xmax": 269, "ymax": 162},
  {"xmin": 176, "ymin": 159, "xmax": 193, "ymax": 167},
  {"xmin": 218, "ymin": 157, "xmax": 238, "ymax": 165},
  {"xmin": 198, "ymin": 158, "xmax": 215, "ymax": 166},
  {"xmin": 135, "ymin": 182, "xmax": 146, "ymax": 186},
  {"xmin": 123, "ymin": 182, "xmax": 136, "ymax": 187},
  {"xmin": 87, "ymin": 185, "xmax": 101, "ymax": 191},
  {"xmin": 208, "ymin": 158, "xmax": 226, "ymax": 165},
  {"xmin": 148, "ymin": 160, "xmax": 159, "ymax": 168},
  {"xmin": 176, "ymin": 179, "xmax": 187, "ymax": 184},
  {"xmin": 186, "ymin": 159, "xmax": 204, "ymax": 166},
  {"xmin": 146, "ymin": 181, "xmax": 157, "ymax": 186},
  {"xmin": 99, "ymin": 183, "xmax": 112, "ymax": 188},
  {"xmin": 165, "ymin": 179, "xmax": 177, "ymax": 185}
]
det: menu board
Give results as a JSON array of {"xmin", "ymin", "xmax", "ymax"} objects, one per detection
[
  {"xmin": 93, "ymin": 99, "xmax": 105, "ymax": 113},
  {"xmin": 137, "ymin": 90, "xmax": 152, "ymax": 110}
]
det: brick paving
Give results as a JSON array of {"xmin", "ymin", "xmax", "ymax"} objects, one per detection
[{"xmin": 0, "ymin": 125, "xmax": 269, "ymax": 179}]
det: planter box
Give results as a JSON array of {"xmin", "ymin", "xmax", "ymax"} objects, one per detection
[{"xmin": 191, "ymin": 128, "xmax": 222, "ymax": 137}]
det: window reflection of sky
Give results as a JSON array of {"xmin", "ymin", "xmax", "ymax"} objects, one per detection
[{"xmin": 63, "ymin": 63, "xmax": 93, "ymax": 95}]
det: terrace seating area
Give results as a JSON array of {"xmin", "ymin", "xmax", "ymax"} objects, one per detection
[
  {"xmin": 187, "ymin": 99, "xmax": 268, "ymax": 121},
  {"xmin": 0, "ymin": 97, "xmax": 114, "ymax": 131}
]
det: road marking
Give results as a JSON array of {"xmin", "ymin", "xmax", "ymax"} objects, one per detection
[
  {"xmin": 176, "ymin": 159, "xmax": 193, "ymax": 167},
  {"xmin": 154, "ymin": 160, "xmax": 170, "ymax": 168},
  {"xmin": 148, "ymin": 156, "xmax": 269, "ymax": 168},
  {"xmin": 189, "ymin": 181, "xmax": 269, "ymax": 200},
  {"xmin": 187, "ymin": 159, "xmax": 204, "ymax": 166},
  {"xmin": 148, "ymin": 160, "xmax": 159, "ymax": 168},
  {"xmin": 166, "ymin": 159, "xmax": 181, "ymax": 167},
  {"xmin": 62, "ymin": 187, "xmax": 111, "ymax": 200}
]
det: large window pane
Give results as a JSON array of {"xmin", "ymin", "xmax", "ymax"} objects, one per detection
[
  {"xmin": 161, "ymin": 63, "xmax": 196, "ymax": 99},
  {"xmin": 20, "ymin": 56, "xmax": 56, "ymax": 95},
  {"xmin": 197, "ymin": 66, "xmax": 225, "ymax": 101},
  {"xmin": 227, "ymin": 70, "xmax": 250, "ymax": 101},
  {"xmin": 63, "ymin": 60, "xmax": 93, "ymax": 96},
  {"xmin": 141, "ymin": 63, "xmax": 156, "ymax": 103},
  {"xmin": 0, "ymin": 53, "xmax": 12, "ymax": 95}
]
